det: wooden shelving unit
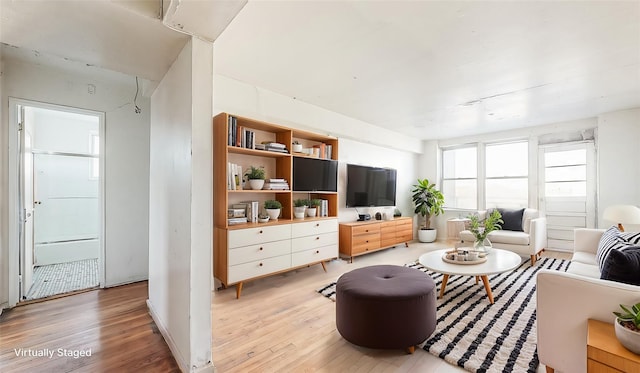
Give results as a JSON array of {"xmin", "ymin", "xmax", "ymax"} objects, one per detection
[{"xmin": 213, "ymin": 112, "xmax": 340, "ymax": 298}]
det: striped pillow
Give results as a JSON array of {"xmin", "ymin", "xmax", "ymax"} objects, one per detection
[{"xmin": 596, "ymin": 226, "xmax": 640, "ymax": 272}]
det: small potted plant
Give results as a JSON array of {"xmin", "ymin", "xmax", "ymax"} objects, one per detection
[
  {"xmin": 244, "ymin": 166, "xmax": 266, "ymax": 190},
  {"xmin": 293, "ymin": 199, "xmax": 308, "ymax": 219},
  {"xmin": 292, "ymin": 140, "xmax": 303, "ymax": 153},
  {"xmin": 306, "ymin": 199, "xmax": 321, "ymax": 217},
  {"xmin": 613, "ymin": 302, "xmax": 640, "ymax": 354},
  {"xmin": 468, "ymin": 209, "xmax": 503, "ymax": 254},
  {"xmin": 411, "ymin": 178, "xmax": 444, "ymax": 243},
  {"xmin": 264, "ymin": 200, "xmax": 282, "ymax": 221}
]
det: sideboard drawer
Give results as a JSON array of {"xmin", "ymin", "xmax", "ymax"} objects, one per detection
[
  {"xmin": 228, "ymin": 255, "xmax": 291, "ymax": 284},
  {"xmin": 352, "ymin": 232, "xmax": 380, "ymax": 246},
  {"xmin": 228, "ymin": 240, "xmax": 291, "ymax": 266},
  {"xmin": 291, "ymin": 219, "xmax": 338, "ymax": 238},
  {"xmin": 291, "ymin": 232, "xmax": 338, "ymax": 253},
  {"xmin": 351, "ymin": 224, "xmax": 380, "ymax": 236},
  {"xmin": 291, "ymin": 245, "xmax": 337, "ymax": 267},
  {"xmin": 228, "ymin": 224, "xmax": 291, "ymax": 248}
]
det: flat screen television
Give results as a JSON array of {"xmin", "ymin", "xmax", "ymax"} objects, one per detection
[
  {"xmin": 293, "ymin": 157, "xmax": 338, "ymax": 192},
  {"xmin": 346, "ymin": 164, "xmax": 397, "ymax": 207}
]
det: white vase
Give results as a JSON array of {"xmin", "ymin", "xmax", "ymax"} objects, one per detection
[
  {"xmin": 474, "ymin": 237, "xmax": 492, "ymax": 255},
  {"xmin": 615, "ymin": 317, "xmax": 640, "ymax": 354},
  {"xmin": 266, "ymin": 208, "xmax": 280, "ymax": 221},
  {"xmin": 418, "ymin": 228, "xmax": 437, "ymax": 243},
  {"xmin": 292, "ymin": 143, "xmax": 303, "ymax": 153},
  {"xmin": 294, "ymin": 206, "xmax": 306, "ymax": 219},
  {"xmin": 306, "ymin": 207, "xmax": 317, "ymax": 217},
  {"xmin": 248, "ymin": 179, "xmax": 265, "ymax": 190}
]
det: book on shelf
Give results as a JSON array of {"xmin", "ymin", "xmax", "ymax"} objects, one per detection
[
  {"xmin": 263, "ymin": 183, "xmax": 290, "ymax": 190},
  {"xmin": 227, "ymin": 162, "xmax": 243, "ymax": 190},
  {"xmin": 267, "ymin": 178, "xmax": 287, "ymax": 183},
  {"xmin": 262, "ymin": 141, "xmax": 286, "ymax": 149},
  {"xmin": 227, "ymin": 217, "xmax": 248, "ymax": 225},
  {"xmin": 233, "ymin": 201, "xmax": 259, "ymax": 223}
]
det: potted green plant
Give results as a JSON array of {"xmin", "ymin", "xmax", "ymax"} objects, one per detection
[
  {"xmin": 468, "ymin": 209, "xmax": 503, "ymax": 254},
  {"xmin": 307, "ymin": 199, "xmax": 321, "ymax": 217},
  {"xmin": 292, "ymin": 140, "xmax": 303, "ymax": 153},
  {"xmin": 613, "ymin": 302, "xmax": 640, "ymax": 354},
  {"xmin": 264, "ymin": 200, "xmax": 282, "ymax": 221},
  {"xmin": 411, "ymin": 178, "xmax": 444, "ymax": 242},
  {"xmin": 244, "ymin": 166, "xmax": 266, "ymax": 190},
  {"xmin": 293, "ymin": 199, "xmax": 308, "ymax": 219}
]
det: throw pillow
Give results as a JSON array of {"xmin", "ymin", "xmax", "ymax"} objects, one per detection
[
  {"xmin": 600, "ymin": 246, "xmax": 640, "ymax": 286},
  {"xmin": 596, "ymin": 226, "xmax": 640, "ymax": 273},
  {"xmin": 497, "ymin": 208, "xmax": 525, "ymax": 232}
]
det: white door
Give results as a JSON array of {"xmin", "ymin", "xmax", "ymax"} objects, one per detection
[{"xmin": 538, "ymin": 142, "xmax": 597, "ymax": 251}]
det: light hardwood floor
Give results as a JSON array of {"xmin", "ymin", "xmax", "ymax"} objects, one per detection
[
  {"xmin": 0, "ymin": 240, "xmax": 570, "ymax": 372},
  {"xmin": 212, "ymin": 240, "xmax": 571, "ymax": 372}
]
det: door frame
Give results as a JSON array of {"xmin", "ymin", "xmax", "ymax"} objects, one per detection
[{"xmin": 8, "ymin": 98, "xmax": 106, "ymax": 306}]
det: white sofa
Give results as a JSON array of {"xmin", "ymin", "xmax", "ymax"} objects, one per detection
[
  {"xmin": 459, "ymin": 208, "xmax": 547, "ymax": 265},
  {"xmin": 536, "ymin": 228, "xmax": 640, "ymax": 373}
]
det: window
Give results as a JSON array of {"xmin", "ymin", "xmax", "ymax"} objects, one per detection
[
  {"xmin": 442, "ymin": 146, "xmax": 477, "ymax": 209},
  {"xmin": 485, "ymin": 141, "xmax": 528, "ymax": 208}
]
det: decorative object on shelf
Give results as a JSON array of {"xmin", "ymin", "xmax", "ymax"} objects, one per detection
[
  {"xmin": 293, "ymin": 199, "xmax": 308, "ymax": 219},
  {"xmin": 292, "ymin": 140, "xmax": 303, "ymax": 153},
  {"xmin": 412, "ymin": 178, "xmax": 444, "ymax": 243},
  {"xmin": 613, "ymin": 302, "xmax": 640, "ymax": 354},
  {"xmin": 244, "ymin": 166, "xmax": 266, "ymax": 190},
  {"xmin": 468, "ymin": 209, "xmax": 503, "ymax": 255},
  {"xmin": 258, "ymin": 215, "xmax": 270, "ymax": 223},
  {"xmin": 603, "ymin": 204, "xmax": 640, "ymax": 232},
  {"xmin": 307, "ymin": 199, "xmax": 321, "ymax": 217},
  {"xmin": 264, "ymin": 200, "xmax": 282, "ymax": 221}
]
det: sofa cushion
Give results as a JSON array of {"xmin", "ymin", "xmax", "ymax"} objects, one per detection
[
  {"xmin": 600, "ymin": 246, "xmax": 640, "ymax": 286},
  {"xmin": 596, "ymin": 226, "xmax": 640, "ymax": 272},
  {"xmin": 566, "ymin": 261, "xmax": 601, "ymax": 279},
  {"xmin": 522, "ymin": 209, "xmax": 539, "ymax": 234},
  {"xmin": 487, "ymin": 230, "xmax": 530, "ymax": 245},
  {"xmin": 498, "ymin": 208, "xmax": 525, "ymax": 232},
  {"xmin": 571, "ymin": 252, "xmax": 598, "ymax": 266}
]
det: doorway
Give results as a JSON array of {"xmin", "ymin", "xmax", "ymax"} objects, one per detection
[
  {"xmin": 9, "ymin": 99, "xmax": 105, "ymax": 303},
  {"xmin": 538, "ymin": 141, "xmax": 597, "ymax": 251}
]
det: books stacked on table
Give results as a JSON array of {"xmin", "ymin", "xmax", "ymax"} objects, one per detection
[
  {"xmin": 263, "ymin": 178, "xmax": 289, "ymax": 190},
  {"xmin": 261, "ymin": 141, "xmax": 289, "ymax": 154}
]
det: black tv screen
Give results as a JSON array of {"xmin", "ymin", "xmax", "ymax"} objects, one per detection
[
  {"xmin": 346, "ymin": 164, "xmax": 397, "ymax": 207},
  {"xmin": 293, "ymin": 157, "xmax": 338, "ymax": 192}
]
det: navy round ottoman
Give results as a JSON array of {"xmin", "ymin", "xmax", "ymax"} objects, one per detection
[{"xmin": 335, "ymin": 264, "xmax": 437, "ymax": 353}]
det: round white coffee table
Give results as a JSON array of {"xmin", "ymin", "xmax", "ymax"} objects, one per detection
[{"xmin": 418, "ymin": 248, "xmax": 522, "ymax": 304}]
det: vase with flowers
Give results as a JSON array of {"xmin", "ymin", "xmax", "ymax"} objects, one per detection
[{"xmin": 467, "ymin": 209, "xmax": 503, "ymax": 255}]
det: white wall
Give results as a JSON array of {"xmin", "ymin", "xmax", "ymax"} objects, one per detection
[
  {"xmin": 148, "ymin": 38, "xmax": 213, "ymax": 373},
  {"xmin": 597, "ymin": 108, "xmax": 640, "ymax": 231},
  {"xmin": 213, "ymin": 74, "xmax": 421, "ymax": 228},
  {"xmin": 0, "ymin": 58, "xmax": 150, "ymax": 309}
]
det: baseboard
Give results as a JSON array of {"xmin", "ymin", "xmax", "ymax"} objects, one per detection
[{"xmin": 146, "ymin": 299, "xmax": 189, "ymax": 372}]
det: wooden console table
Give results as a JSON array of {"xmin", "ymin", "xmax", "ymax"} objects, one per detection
[
  {"xmin": 587, "ymin": 319, "xmax": 640, "ymax": 372},
  {"xmin": 338, "ymin": 217, "xmax": 413, "ymax": 262}
]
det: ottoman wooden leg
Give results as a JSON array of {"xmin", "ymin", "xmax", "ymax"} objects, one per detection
[{"xmin": 407, "ymin": 346, "xmax": 415, "ymax": 354}]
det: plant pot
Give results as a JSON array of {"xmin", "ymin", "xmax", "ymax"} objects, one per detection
[
  {"xmin": 418, "ymin": 228, "xmax": 437, "ymax": 243},
  {"xmin": 306, "ymin": 207, "xmax": 317, "ymax": 217},
  {"xmin": 294, "ymin": 206, "xmax": 306, "ymax": 219},
  {"xmin": 248, "ymin": 179, "xmax": 265, "ymax": 190},
  {"xmin": 292, "ymin": 143, "xmax": 303, "ymax": 153},
  {"xmin": 615, "ymin": 317, "xmax": 640, "ymax": 354},
  {"xmin": 266, "ymin": 208, "xmax": 280, "ymax": 221}
]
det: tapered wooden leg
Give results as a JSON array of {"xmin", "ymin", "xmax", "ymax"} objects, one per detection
[
  {"xmin": 235, "ymin": 282, "xmax": 243, "ymax": 299},
  {"xmin": 406, "ymin": 346, "xmax": 415, "ymax": 354},
  {"xmin": 439, "ymin": 274, "xmax": 450, "ymax": 299},
  {"xmin": 480, "ymin": 275, "xmax": 494, "ymax": 304},
  {"xmin": 405, "ymin": 242, "xmax": 409, "ymax": 247},
  {"xmin": 320, "ymin": 261, "xmax": 327, "ymax": 272},
  {"xmin": 475, "ymin": 276, "xmax": 479, "ymax": 285},
  {"xmin": 530, "ymin": 255, "xmax": 537, "ymax": 266},
  {"xmin": 545, "ymin": 366, "xmax": 554, "ymax": 373}
]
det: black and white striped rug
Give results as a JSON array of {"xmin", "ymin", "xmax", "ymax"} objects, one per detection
[{"xmin": 317, "ymin": 257, "xmax": 570, "ymax": 373}]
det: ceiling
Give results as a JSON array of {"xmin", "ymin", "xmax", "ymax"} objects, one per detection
[{"xmin": 2, "ymin": 1, "xmax": 639, "ymax": 140}]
